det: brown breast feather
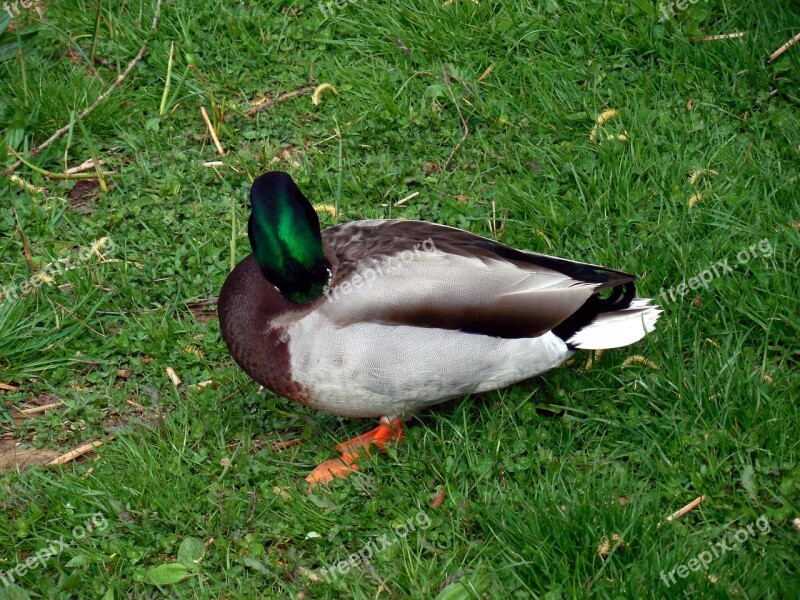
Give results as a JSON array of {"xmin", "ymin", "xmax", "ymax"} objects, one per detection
[{"xmin": 218, "ymin": 256, "xmax": 316, "ymax": 404}]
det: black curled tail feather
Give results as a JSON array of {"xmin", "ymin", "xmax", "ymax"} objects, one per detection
[{"xmin": 552, "ymin": 282, "xmax": 636, "ymax": 348}]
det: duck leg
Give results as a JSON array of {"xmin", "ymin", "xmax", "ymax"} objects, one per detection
[{"xmin": 306, "ymin": 417, "xmax": 404, "ymax": 487}]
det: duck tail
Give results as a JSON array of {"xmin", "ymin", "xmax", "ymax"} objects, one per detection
[{"xmin": 553, "ymin": 283, "xmax": 662, "ymax": 350}]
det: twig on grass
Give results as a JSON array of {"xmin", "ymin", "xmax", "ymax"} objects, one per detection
[
  {"xmin": 15, "ymin": 217, "xmax": 34, "ymax": 275},
  {"xmin": 689, "ymin": 32, "xmax": 746, "ymax": 42},
  {"xmin": 243, "ymin": 86, "xmax": 315, "ymax": 117},
  {"xmin": 65, "ymin": 158, "xmax": 107, "ymax": 174},
  {"xmin": 200, "ymin": 106, "xmax": 225, "ymax": 155},
  {"xmin": 47, "ymin": 437, "xmax": 113, "ymax": 466},
  {"xmin": 7, "ymin": 146, "xmax": 110, "ymax": 179},
  {"xmin": 767, "ymin": 31, "xmax": 800, "ymax": 63},
  {"xmin": 665, "ymin": 495, "xmax": 706, "ymax": 522},
  {"xmin": 14, "ymin": 401, "xmax": 65, "ymax": 416},
  {"xmin": 395, "ymin": 191, "xmax": 419, "ymax": 206},
  {"xmin": 2, "ymin": 0, "xmax": 164, "ymax": 177}
]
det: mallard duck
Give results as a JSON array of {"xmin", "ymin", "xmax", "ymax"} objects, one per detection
[{"xmin": 218, "ymin": 171, "xmax": 661, "ymax": 486}]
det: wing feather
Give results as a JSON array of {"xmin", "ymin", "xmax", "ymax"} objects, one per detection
[{"xmin": 320, "ymin": 220, "xmax": 635, "ymax": 339}]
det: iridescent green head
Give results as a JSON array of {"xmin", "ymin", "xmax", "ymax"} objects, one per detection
[{"xmin": 248, "ymin": 172, "xmax": 330, "ymax": 304}]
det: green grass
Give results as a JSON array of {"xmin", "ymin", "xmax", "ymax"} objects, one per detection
[{"xmin": 1, "ymin": 0, "xmax": 798, "ymax": 597}]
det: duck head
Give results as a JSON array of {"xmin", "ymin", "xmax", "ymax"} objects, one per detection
[{"xmin": 248, "ymin": 171, "xmax": 330, "ymax": 304}]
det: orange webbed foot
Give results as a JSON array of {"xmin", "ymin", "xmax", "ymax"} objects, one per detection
[{"xmin": 306, "ymin": 417, "xmax": 404, "ymax": 489}]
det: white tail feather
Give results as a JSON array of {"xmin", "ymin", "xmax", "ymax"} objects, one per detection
[{"xmin": 566, "ymin": 298, "xmax": 662, "ymax": 350}]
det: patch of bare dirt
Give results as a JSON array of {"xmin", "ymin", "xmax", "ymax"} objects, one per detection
[
  {"xmin": 0, "ymin": 436, "xmax": 60, "ymax": 471},
  {"xmin": 67, "ymin": 179, "xmax": 101, "ymax": 213}
]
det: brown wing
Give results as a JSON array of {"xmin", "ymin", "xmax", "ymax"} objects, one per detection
[{"xmin": 320, "ymin": 220, "xmax": 635, "ymax": 339}]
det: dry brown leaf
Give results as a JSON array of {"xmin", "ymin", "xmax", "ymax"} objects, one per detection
[
  {"xmin": 477, "ymin": 64, "xmax": 494, "ymax": 82},
  {"xmin": 166, "ymin": 367, "xmax": 181, "ymax": 387}
]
